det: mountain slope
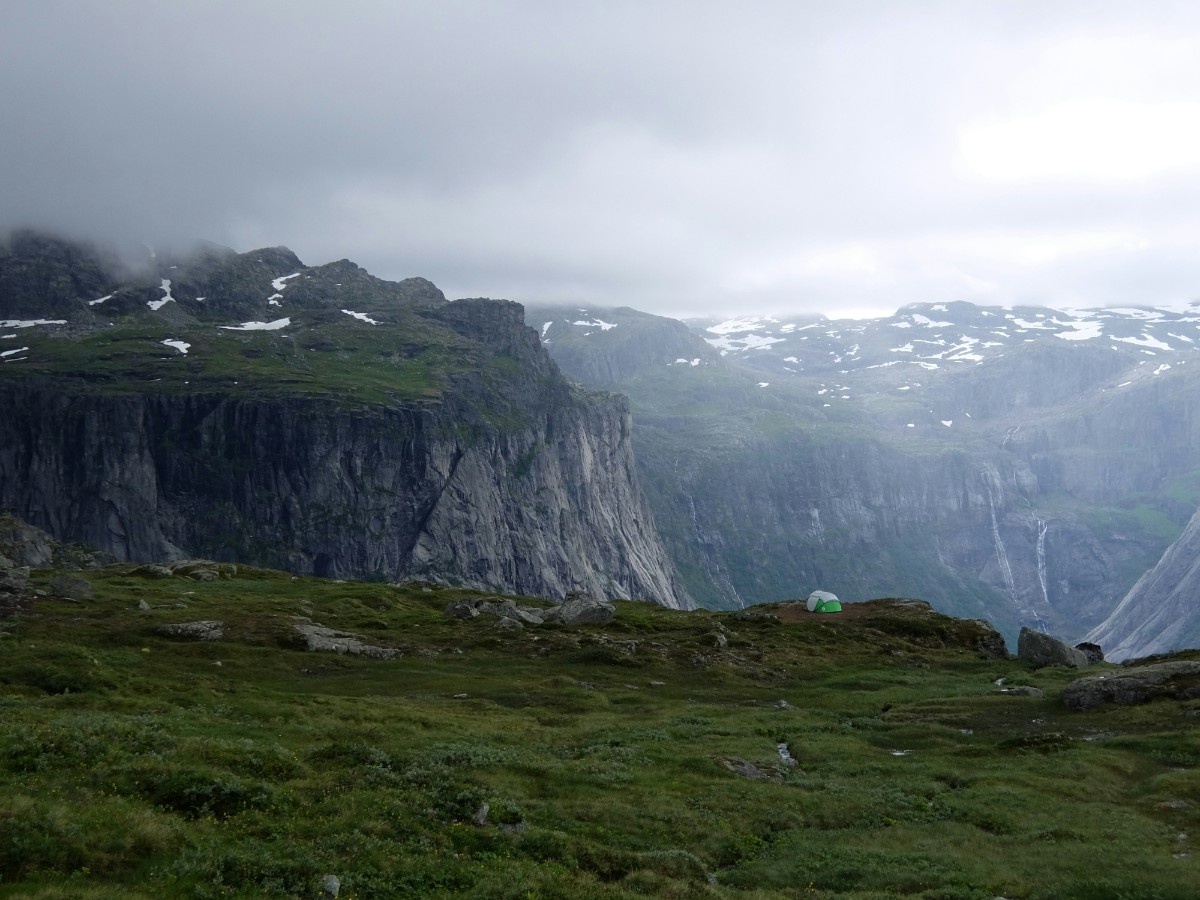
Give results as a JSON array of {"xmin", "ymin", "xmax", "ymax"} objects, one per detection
[
  {"xmin": 527, "ymin": 300, "xmax": 1200, "ymax": 648},
  {"xmin": 0, "ymin": 232, "xmax": 689, "ymax": 608},
  {"xmin": 1085, "ymin": 504, "xmax": 1200, "ymax": 660}
]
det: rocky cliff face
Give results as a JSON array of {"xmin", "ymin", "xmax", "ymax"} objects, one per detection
[
  {"xmin": 1084, "ymin": 505, "xmax": 1200, "ymax": 660},
  {"xmin": 0, "ymin": 381, "xmax": 685, "ymax": 606},
  {"xmin": 0, "ymin": 233, "xmax": 689, "ymax": 608}
]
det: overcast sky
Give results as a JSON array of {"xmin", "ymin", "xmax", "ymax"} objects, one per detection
[{"xmin": 5, "ymin": 1, "xmax": 1200, "ymax": 318}]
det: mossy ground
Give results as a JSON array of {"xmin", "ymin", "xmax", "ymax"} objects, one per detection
[{"xmin": 1, "ymin": 568, "xmax": 1197, "ymax": 898}]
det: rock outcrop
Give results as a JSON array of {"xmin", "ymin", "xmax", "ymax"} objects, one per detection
[
  {"xmin": 1018, "ymin": 627, "xmax": 1089, "ymax": 668},
  {"xmin": 0, "ymin": 235, "xmax": 690, "ymax": 609},
  {"xmin": 1062, "ymin": 660, "xmax": 1200, "ymax": 711}
]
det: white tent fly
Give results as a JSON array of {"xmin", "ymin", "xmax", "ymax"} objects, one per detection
[{"xmin": 806, "ymin": 590, "xmax": 842, "ymax": 613}]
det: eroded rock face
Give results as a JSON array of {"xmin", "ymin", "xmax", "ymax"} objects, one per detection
[
  {"xmin": 0, "ymin": 377, "xmax": 688, "ymax": 610},
  {"xmin": 1062, "ymin": 660, "xmax": 1200, "ymax": 711},
  {"xmin": 1018, "ymin": 627, "xmax": 1089, "ymax": 668}
]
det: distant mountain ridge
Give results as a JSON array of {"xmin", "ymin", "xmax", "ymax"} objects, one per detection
[{"xmin": 527, "ymin": 298, "xmax": 1200, "ymax": 652}]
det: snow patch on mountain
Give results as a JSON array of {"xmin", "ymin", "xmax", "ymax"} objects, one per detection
[
  {"xmin": 1111, "ymin": 334, "xmax": 1172, "ymax": 351},
  {"xmin": 1054, "ymin": 320, "xmax": 1103, "ymax": 341},
  {"xmin": 219, "ymin": 318, "xmax": 291, "ymax": 331},
  {"xmin": 0, "ymin": 319, "xmax": 67, "ymax": 328},
  {"xmin": 341, "ymin": 310, "xmax": 379, "ymax": 325},
  {"xmin": 148, "ymin": 279, "xmax": 175, "ymax": 311}
]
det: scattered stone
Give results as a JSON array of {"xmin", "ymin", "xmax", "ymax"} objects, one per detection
[
  {"xmin": 0, "ymin": 562, "xmax": 31, "ymax": 617},
  {"xmin": 995, "ymin": 685, "xmax": 1045, "ymax": 698},
  {"xmin": 48, "ymin": 573, "xmax": 93, "ymax": 602},
  {"xmin": 321, "ymin": 874, "xmax": 341, "ymax": 898},
  {"xmin": 774, "ymin": 699, "xmax": 795, "ymax": 710},
  {"xmin": 156, "ymin": 620, "xmax": 224, "ymax": 642},
  {"xmin": 138, "ymin": 599, "xmax": 151, "ymax": 611},
  {"xmin": 290, "ymin": 618, "xmax": 401, "ymax": 659},
  {"xmin": 494, "ymin": 616, "xmax": 523, "ymax": 630},
  {"xmin": 453, "ymin": 693, "xmax": 469, "ymax": 699},
  {"xmin": 649, "ymin": 680, "xmax": 666, "ymax": 686},
  {"xmin": 713, "ymin": 632, "xmax": 729, "ymax": 649},
  {"xmin": 501, "ymin": 821, "xmax": 526, "ymax": 833},
  {"xmin": 1062, "ymin": 660, "xmax": 1200, "ymax": 711},
  {"xmin": 1074, "ymin": 642, "xmax": 1105, "ymax": 665},
  {"xmin": 443, "ymin": 601, "xmax": 481, "ymax": 620},
  {"xmin": 472, "ymin": 802, "xmax": 490, "ymax": 826},
  {"xmin": 0, "ymin": 563, "xmax": 30, "ymax": 598},
  {"xmin": 130, "ymin": 564, "xmax": 173, "ymax": 578},
  {"xmin": 733, "ymin": 610, "xmax": 780, "ymax": 624},
  {"xmin": 719, "ymin": 757, "xmax": 777, "ymax": 782},
  {"xmin": 1018, "ymin": 627, "xmax": 1089, "ymax": 668},
  {"xmin": 444, "ymin": 593, "xmax": 614, "ymax": 629},
  {"xmin": 1158, "ymin": 800, "xmax": 1191, "ymax": 810},
  {"xmin": 602, "ymin": 638, "xmax": 639, "ymax": 654}
]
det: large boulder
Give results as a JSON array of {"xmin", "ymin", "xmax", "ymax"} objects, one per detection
[
  {"xmin": 547, "ymin": 593, "xmax": 615, "ymax": 626},
  {"xmin": 1062, "ymin": 660, "xmax": 1200, "ymax": 711},
  {"xmin": 1074, "ymin": 642, "xmax": 1105, "ymax": 665},
  {"xmin": 1018, "ymin": 627, "xmax": 1089, "ymax": 668},
  {"xmin": 48, "ymin": 573, "xmax": 94, "ymax": 602},
  {"xmin": 0, "ymin": 562, "xmax": 31, "ymax": 617},
  {"xmin": 290, "ymin": 617, "xmax": 401, "ymax": 659}
]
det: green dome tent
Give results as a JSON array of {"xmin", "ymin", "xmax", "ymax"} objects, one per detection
[{"xmin": 806, "ymin": 590, "xmax": 842, "ymax": 613}]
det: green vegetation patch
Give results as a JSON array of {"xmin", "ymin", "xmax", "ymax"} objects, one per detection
[{"xmin": 0, "ymin": 568, "xmax": 1198, "ymax": 897}]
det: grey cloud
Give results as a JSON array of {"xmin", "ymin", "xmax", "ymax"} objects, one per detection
[{"xmin": 5, "ymin": 1, "xmax": 1200, "ymax": 318}]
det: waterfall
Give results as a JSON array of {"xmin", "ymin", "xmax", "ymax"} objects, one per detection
[
  {"xmin": 982, "ymin": 469, "xmax": 1017, "ymax": 602},
  {"xmin": 1034, "ymin": 515, "xmax": 1049, "ymax": 609}
]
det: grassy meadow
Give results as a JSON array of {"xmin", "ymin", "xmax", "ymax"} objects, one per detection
[{"xmin": 1, "ymin": 565, "xmax": 1198, "ymax": 898}]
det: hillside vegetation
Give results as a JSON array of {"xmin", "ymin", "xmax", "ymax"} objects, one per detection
[{"xmin": 2, "ymin": 565, "xmax": 1198, "ymax": 898}]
